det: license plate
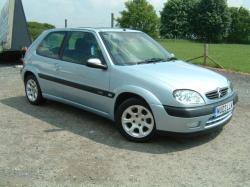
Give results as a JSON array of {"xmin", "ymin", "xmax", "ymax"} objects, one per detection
[{"xmin": 215, "ymin": 101, "xmax": 234, "ymax": 117}]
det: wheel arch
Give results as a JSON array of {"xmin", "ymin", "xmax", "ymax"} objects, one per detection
[
  {"xmin": 22, "ymin": 67, "xmax": 43, "ymax": 93},
  {"xmin": 24, "ymin": 71, "xmax": 36, "ymax": 82},
  {"xmin": 114, "ymin": 92, "xmax": 148, "ymax": 114},
  {"xmin": 113, "ymin": 86, "xmax": 162, "ymax": 120},
  {"xmin": 22, "ymin": 64, "xmax": 40, "ymax": 82}
]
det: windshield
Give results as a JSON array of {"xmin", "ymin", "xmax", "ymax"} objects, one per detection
[{"xmin": 100, "ymin": 32, "xmax": 172, "ymax": 66}]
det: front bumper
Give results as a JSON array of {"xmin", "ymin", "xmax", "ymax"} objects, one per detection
[{"xmin": 151, "ymin": 93, "xmax": 238, "ymax": 133}]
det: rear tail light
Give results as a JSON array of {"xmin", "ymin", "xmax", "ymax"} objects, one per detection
[
  {"xmin": 20, "ymin": 46, "xmax": 29, "ymax": 65},
  {"xmin": 21, "ymin": 47, "xmax": 28, "ymax": 56}
]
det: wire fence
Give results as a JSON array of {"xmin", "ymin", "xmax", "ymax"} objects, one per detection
[{"xmin": 186, "ymin": 44, "xmax": 224, "ymax": 69}]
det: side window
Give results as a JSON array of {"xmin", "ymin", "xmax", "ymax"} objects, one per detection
[
  {"xmin": 37, "ymin": 32, "xmax": 65, "ymax": 59},
  {"xmin": 62, "ymin": 32, "xmax": 104, "ymax": 65}
]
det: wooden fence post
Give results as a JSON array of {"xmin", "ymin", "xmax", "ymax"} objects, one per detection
[
  {"xmin": 65, "ymin": 19, "xmax": 68, "ymax": 28},
  {"xmin": 204, "ymin": 44, "xmax": 208, "ymax": 65},
  {"xmin": 186, "ymin": 43, "xmax": 224, "ymax": 69},
  {"xmin": 111, "ymin": 13, "xmax": 114, "ymax": 28}
]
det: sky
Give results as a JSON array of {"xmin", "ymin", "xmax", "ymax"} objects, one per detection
[{"xmin": 0, "ymin": 0, "xmax": 250, "ymax": 28}]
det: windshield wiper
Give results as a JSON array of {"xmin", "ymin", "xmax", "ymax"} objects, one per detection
[
  {"xmin": 134, "ymin": 57, "xmax": 177, "ymax": 65},
  {"xmin": 166, "ymin": 57, "xmax": 178, "ymax": 62},
  {"xmin": 137, "ymin": 58, "xmax": 166, "ymax": 65}
]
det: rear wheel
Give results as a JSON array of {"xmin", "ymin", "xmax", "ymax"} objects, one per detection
[
  {"xmin": 25, "ymin": 75, "xmax": 45, "ymax": 105},
  {"xmin": 116, "ymin": 98, "xmax": 156, "ymax": 142}
]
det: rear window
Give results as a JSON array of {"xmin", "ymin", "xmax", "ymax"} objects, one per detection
[{"xmin": 37, "ymin": 32, "xmax": 65, "ymax": 59}]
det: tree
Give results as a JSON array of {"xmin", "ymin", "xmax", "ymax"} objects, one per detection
[
  {"xmin": 28, "ymin": 22, "xmax": 55, "ymax": 40},
  {"xmin": 192, "ymin": 0, "xmax": 231, "ymax": 42},
  {"xmin": 227, "ymin": 7, "xmax": 250, "ymax": 43},
  {"xmin": 116, "ymin": 0, "xmax": 159, "ymax": 37},
  {"xmin": 160, "ymin": 0, "xmax": 197, "ymax": 39}
]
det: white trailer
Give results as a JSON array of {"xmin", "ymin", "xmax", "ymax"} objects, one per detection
[{"xmin": 0, "ymin": 0, "xmax": 31, "ymax": 53}]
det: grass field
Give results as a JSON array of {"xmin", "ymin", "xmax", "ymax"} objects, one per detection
[{"xmin": 158, "ymin": 39, "xmax": 250, "ymax": 73}]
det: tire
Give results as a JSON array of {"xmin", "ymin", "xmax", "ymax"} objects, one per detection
[
  {"xmin": 25, "ymin": 74, "xmax": 45, "ymax": 105},
  {"xmin": 116, "ymin": 98, "xmax": 156, "ymax": 142}
]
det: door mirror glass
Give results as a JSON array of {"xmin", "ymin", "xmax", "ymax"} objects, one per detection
[
  {"xmin": 170, "ymin": 53, "xmax": 175, "ymax": 58},
  {"xmin": 87, "ymin": 58, "xmax": 107, "ymax": 70}
]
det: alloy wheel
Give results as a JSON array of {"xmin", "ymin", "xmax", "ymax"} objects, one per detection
[
  {"xmin": 121, "ymin": 105, "xmax": 154, "ymax": 138},
  {"xmin": 26, "ymin": 79, "xmax": 38, "ymax": 102}
]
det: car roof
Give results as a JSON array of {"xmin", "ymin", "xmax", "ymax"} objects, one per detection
[{"xmin": 46, "ymin": 27, "xmax": 141, "ymax": 33}]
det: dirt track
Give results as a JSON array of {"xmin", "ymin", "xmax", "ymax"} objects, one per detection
[{"xmin": 0, "ymin": 65, "xmax": 249, "ymax": 187}]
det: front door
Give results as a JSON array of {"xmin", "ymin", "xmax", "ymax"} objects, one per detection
[{"xmin": 55, "ymin": 31, "xmax": 112, "ymax": 113}]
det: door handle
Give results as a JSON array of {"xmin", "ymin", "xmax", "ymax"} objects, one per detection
[{"xmin": 55, "ymin": 63, "xmax": 60, "ymax": 71}]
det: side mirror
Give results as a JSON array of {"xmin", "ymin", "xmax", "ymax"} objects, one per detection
[
  {"xmin": 170, "ymin": 53, "xmax": 175, "ymax": 58},
  {"xmin": 86, "ymin": 58, "xmax": 108, "ymax": 70}
]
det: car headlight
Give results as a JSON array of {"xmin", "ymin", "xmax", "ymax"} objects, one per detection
[{"xmin": 173, "ymin": 90, "xmax": 205, "ymax": 105}]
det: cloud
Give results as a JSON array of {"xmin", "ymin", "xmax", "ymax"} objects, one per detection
[
  {"xmin": 243, "ymin": 0, "xmax": 250, "ymax": 8},
  {"xmin": 228, "ymin": 0, "xmax": 244, "ymax": 7},
  {"xmin": 148, "ymin": 0, "xmax": 165, "ymax": 12},
  {"xmin": 21, "ymin": 0, "xmax": 128, "ymax": 28}
]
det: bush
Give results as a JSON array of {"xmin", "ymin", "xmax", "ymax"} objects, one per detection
[
  {"xmin": 227, "ymin": 7, "xmax": 250, "ymax": 43},
  {"xmin": 160, "ymin": 0, "xmax": 197, "ymax": 39},
  {"xmin": 192, "ymin": 0, "xmax": 231, "ymax": 42},
  {"xmin": 28, "ymin": 22, "xmax": 55, "ymax": 40},
  {"xmin": 116, "ymin": 0, "xmax": 159, "ymax": 38}
]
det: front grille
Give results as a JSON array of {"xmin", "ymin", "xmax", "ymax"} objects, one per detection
[{"xmin": 206, "ymin": 87, "xmax": 229, "ymax": 100}]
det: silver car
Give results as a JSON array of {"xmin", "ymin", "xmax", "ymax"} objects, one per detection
[{"xmin": 21, "ymin": 28, "xmax": 238, "ymax": 142}]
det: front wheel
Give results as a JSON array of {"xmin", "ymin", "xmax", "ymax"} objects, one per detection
[{"xmin": 116, "ymin": 98, "xmax": 156, "ymax": 142}]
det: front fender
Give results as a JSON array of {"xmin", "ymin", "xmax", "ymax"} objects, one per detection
[{"xmin": 111, "ymin": 85, "xmax": 162, "ymax": 119}]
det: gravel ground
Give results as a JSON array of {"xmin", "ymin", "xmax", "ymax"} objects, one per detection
[{"xmin": 0, "ymin": 64, "xmax": 249, "ymax": 187}]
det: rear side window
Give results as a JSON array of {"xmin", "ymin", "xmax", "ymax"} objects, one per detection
[{"xmin": 37, "ymin": 32, "xmax": 65, "ymax": 59}]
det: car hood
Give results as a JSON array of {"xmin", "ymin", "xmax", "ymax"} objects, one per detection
[{"xmin": 117, "ymin": 61, "xmax": 229, "ymax": 93}]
